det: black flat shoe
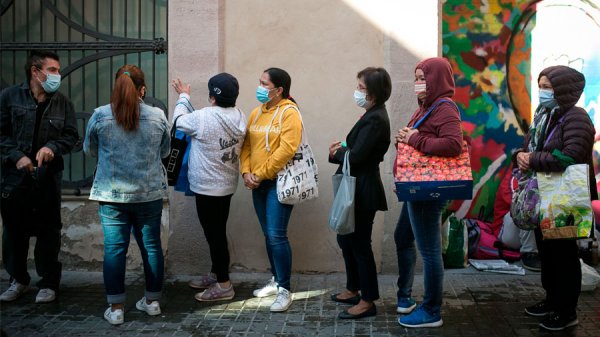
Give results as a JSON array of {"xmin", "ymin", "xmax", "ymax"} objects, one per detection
[
  {"xmin": 338, "ymin": 304, "xmax": 376, "ymax": 319},
  {"xmin": 330, "ymin": 293, "xmax": 360, "ymax": 305}
]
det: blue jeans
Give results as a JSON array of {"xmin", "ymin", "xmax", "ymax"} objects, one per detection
[
  {"xmin": 394, "ymin": 200, "xmax": 446, "ymax": 315},
  {"xmin": 99, "ymin": 199, "xmax": 164, "ymax": 304},
  {"xmin": 252, "ymin": 179, "xmax": 293, "ymax": 290}
]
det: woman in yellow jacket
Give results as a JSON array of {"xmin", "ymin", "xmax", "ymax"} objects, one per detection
[{"xmin": 240, "ymin": 67, "xmax": 302, "ymax": 312}]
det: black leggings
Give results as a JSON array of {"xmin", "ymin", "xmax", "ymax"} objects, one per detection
[
  {"xmin": 336, "ymin": 206, "xmax": 379, "ymax": 302},
  {"xmin": 535, "ymin": 228, "xmax": 581, "ymax": 316},
  {"xmin": 195, "ymin": 193, "xmax": 233, "ymax": 283}
]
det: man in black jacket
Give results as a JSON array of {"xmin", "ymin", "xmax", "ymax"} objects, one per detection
[{"xmin": 0, "ymin": 50, "xmax": 78, "ymax": 303}]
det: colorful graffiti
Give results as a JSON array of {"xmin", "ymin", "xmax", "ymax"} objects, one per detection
[{"xmin": 443, "ymin": 0, "xmax": 600, "ymax": 219}]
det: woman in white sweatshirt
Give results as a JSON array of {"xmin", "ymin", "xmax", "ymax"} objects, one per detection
[{"xmin": 172, "ymin": 73, "xmax": 247, "ymax": 301}]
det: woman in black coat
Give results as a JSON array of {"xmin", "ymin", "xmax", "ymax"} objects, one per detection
[
  {"xmin": 328, "ymin": 67, "xmax": 391, "ymax": 319},
  {"xmin": 515, "ymin": 65, "xmax": 596, "ymax": 331}
]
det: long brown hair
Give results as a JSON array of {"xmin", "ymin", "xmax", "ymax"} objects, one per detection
[{"xmin": 111, "ymin": 65, "xmax": 145, "ymax": 131}]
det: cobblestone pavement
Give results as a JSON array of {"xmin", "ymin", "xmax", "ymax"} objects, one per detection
[{"xmin": 1, "ymin": 269, "xmax": 599, "ymax": 337}]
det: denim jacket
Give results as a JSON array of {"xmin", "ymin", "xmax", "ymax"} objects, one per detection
[
  {"xmin": 83, "ymin": 103, "xmax": 171, "ymax": 203},
  {"xmin": 0, "ymin": 81, "xmax": 79, "ymax": 176}
]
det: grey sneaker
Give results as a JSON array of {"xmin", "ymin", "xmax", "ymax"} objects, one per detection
[
  {"xmin": 136, "ymin": 297, "xmax": 161, "ymax": 316},
  {"xmin": 35, "ymin": 288, "xmax": 56, "ymax": 303},
  {"xmin": 188, "ymin": 273, "xmax": 217, "ymax": 289},
  {"xmin": 104, "ymin": 307, "xmax": 124, "ymax": 325},
  {"xmin": 270, "ymin": 287, "xmax": 292, "ymax": 312},
  {"xmin": 0, "ymin": 280, "xmax": 28, "ymax": 302},
  {"xmin": 253, "ymin": 276, "xmax": 278, "ymax": 297},
  {"xmin": 194, "ymin": 283, "xmax": 235, "ymax": 302}
]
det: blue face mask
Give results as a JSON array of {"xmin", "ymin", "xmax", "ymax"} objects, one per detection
[
  {"xmin": 539, "ymin": 89, "xmax": 557, "ymax": 108},
  {"xmin": 39, "ymin": 71, "xmax": 61, "ymax": 93},
  {"xmin": 256, "ymin": 86, "xmax": 272, "ymax": 104},
  {"xmin": 354, "ymin": 90, "xmax": 369, "ymax": 108}
]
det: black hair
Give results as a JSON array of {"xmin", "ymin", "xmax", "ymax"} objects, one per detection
[
  {"xmin": 357, "ymin": 67, "xmax": 392, "ymax": 106},
  {"xmin": 264, "ymin": 67, "xmax": 296, "ymax": 103},
  {"xmin": 25, "ymin": 50, "xmax": 60, "ymax": 82}
]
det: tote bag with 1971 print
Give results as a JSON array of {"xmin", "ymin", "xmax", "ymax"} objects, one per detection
[
  {"xmin": 274, "ymin": 106, "xmax": 319, "ymax": 205},
  {"xmin": 253, "ymin": 105, "xmax": 319, "ymax": 205}
]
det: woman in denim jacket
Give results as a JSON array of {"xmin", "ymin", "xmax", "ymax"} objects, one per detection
[{"xmin": 83, "ymin": 64, "xmax": 170, "ymax": 325}]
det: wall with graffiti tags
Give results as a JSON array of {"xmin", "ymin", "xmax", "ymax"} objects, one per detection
[{"xmin": 442, "ymin": 0, "xmax": 600, "ymax": 220}]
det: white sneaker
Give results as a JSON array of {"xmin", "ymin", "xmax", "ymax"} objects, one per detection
[
  {"xmin": 0, "ymin": 280, "xmax": 28, "ymax": 302},
  {"xmin": 136, "ymin": 297, "xmax": 161, "ymax": 316},
  {"xmin": 253, "ymin": 276, "xmax": 278, "ymax": 298},
  {"xmin": 104, "ymin": 307, "xmax": 124, "ymax": 325},
  {"xmin": 35, "ymin": 288, "xmax": 56, "ymax": 303},
  {"xmin": 270, "ymin": 287, "xmax": 292, "ymax": 312}
]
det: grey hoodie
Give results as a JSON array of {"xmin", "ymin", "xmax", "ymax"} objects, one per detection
[{"xmin": 174, "ymin": 93, "xmax": 247, "ymax": 196}]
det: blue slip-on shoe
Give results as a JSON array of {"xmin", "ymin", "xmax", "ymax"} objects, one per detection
[
  {"xmin": 399, "ymin": 305, "xmax": 443, "ymax": 328},
  {"xmin": 396, "ymin": 297, "xmax": 417, "ymax": 314}
]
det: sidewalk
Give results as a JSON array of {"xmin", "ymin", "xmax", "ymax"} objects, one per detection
[{"xmin": 1, "ymin": 268, "xmax": 599, "ymax": 337}]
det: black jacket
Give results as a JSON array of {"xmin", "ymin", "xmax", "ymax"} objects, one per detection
[
  {"xmin": 0, "ymin": 81, "xmax": 79, "ymax": 194},
  {"xmin": 514, "ymin": 66, "xmax": 597, "ymax": 200},
  {"xmin": 329, "ymin": 104, "xmax": 391, "ymax": 211}
]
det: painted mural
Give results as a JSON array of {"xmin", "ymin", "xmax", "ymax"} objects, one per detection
[{"xmin": 442, "ymin": 0, "xmax": 600, "ymax": 220}]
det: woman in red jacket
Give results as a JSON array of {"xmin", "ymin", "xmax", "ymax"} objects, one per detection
[{"xmin": 394, "ymin": 57, "xmax": 463, "ymax": 328}]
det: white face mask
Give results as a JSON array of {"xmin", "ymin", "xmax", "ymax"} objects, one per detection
[
  {"xmin": 414, "ymin": 81, "xmax": 426, "ymax": 95},
  {"xmin": 354, "ymin": 90, "xmax": 369, "ymax": 108}
]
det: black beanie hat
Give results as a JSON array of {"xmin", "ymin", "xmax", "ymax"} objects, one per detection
[{"xmin": 208, "ymin": 73, "xmax": 239, "ymax": 107}]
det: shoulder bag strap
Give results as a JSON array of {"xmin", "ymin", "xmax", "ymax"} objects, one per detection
[
  {"xmin": 543, "ymin": 114, "xmax": 566, "ymax": 148},
  {"xmin": 264, "ymin": 106, "xmax": 281, "ymax": 153},
  {"xmin": 412, "ymin": 99, "xmax": 456, "ymax": 128},
  {"xmin": 171, "ymin": 115, "xmax": 184, "ymax": 137},
  {"xmin": 279, "ymin": 105, "xmax": 308, "ymax": 151}
]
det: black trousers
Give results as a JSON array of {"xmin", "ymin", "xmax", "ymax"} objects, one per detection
[
  {"xmin": 194, "ymin": 193, "xmax": 233, "ymax": 282},
  {"xmin": 336, "ymin": 206, "xmax": 379, "ymax": 302},
  {"xmin": 535, "ymin": 228, "xmax": 581, "ymax": 316},
  {"xmin": 1, "ymin": 173, "xmax": 62, "ymax": 291}
]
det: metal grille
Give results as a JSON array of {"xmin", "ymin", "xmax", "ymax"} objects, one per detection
[{"xmin": 0, "ymin": 0, "xmax": 168, "ymax": 194}]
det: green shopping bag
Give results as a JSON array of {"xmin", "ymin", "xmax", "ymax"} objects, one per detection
[
  {"xmin": 442, "ymin": 215, "xmax": 468, "ymax": 268},
  {"xmin": 537, "ymin": 164, "xmax": 593, "ymax": 240}
]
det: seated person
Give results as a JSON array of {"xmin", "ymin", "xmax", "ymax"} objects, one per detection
[{"xmin": 492, "ymin": 164, "xmax": 541, "ymax": 271}]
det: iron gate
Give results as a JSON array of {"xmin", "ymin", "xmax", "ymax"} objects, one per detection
[{"xmin": 0, "ymin": 0, "xmax": 168, "ymax": 194}]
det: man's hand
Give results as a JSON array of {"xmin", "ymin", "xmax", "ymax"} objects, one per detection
[
  {"xmin": 36, "ymin": 146, "xmax": 55, "ymax": 167},
  {"xmin": 15, "ymin": 156, "xmax": 34, "ymax": 172}
]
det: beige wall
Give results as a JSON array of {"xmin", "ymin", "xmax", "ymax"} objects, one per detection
[
  {"xmin": 0, "ymin": 0, "xmax": 440, "ymax": 275},
  {"xmin": 167, "ymin": 0, "xmax": 439, "ymax": 274}
]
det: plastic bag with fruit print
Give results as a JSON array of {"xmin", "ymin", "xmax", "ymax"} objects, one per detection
[{"xmin": 537, "ymin": 164, "xmax": 593, "ymax": 240}]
